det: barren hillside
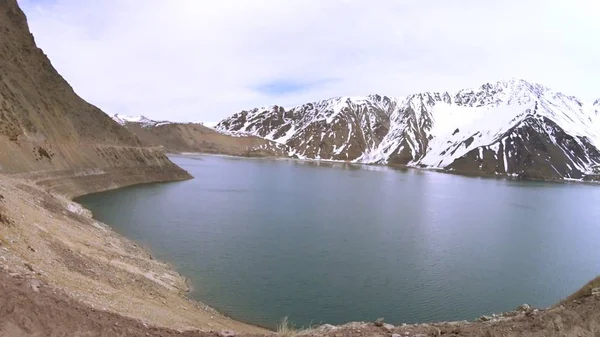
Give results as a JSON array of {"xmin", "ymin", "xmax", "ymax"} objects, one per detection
[{"xmin": 0, "ymin": 0, "xmax": 190, "ymax": 195}]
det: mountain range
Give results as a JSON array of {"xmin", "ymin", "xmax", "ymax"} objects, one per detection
[
  {"xmin": 112, "ymin": 114, "xmax": 290, "ymax": 157},
  {"xmin": 215, "ymin": 79, "xmax": 600, "ymax": 181}
]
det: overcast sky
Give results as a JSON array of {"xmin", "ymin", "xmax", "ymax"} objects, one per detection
[{"xmin": 18, "ymin": 0, "xmax": 600, "ymax": 123}]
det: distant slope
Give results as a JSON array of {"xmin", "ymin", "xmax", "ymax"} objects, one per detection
[
  {"xmin": 112, "ymin": 114, "xmax": 291, "ymax": 158},
  {"xmin": 216, "ymin": 79, "xmax": 600, "ymax": 181},
  {"xmin": 0, "ymin": 0, "xmax": 190, "ymax": 196}
]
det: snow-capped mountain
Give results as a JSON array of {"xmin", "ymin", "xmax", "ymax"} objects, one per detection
[
  {"xmin": 216, "ymin": 79, "xmax": 600, "ymax": 180},
  {"xmin": 112, "ymin": 114, "xmax": 171, "ymax": 128}
]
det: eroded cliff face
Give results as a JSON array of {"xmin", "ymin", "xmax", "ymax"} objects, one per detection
[{"xmin": 0, "ymin": 0, "xmax": 191, "ymax": 195}]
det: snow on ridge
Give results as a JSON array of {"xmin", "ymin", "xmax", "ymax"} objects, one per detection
[
  {"xmin": 217, "ymin": 79, "xmax": 600, "ymax": 176},
  {"xmin": 112, "ymin": 114, "xmax": 171, "ymax": 128}
]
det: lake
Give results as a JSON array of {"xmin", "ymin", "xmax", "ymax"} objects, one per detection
[{"xmin": 76, "ymin": 155, "xmax": 600, "ymax": 329}]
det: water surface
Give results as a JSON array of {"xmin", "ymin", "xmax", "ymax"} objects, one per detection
[{"xmin": 77, "ymin": 155, "xmax": 600, "ymax": 329}]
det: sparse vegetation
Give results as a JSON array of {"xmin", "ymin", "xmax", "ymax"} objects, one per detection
[
  {"xmin": 277, "ymin": 317, "xmax": 297, "ymax": 337},
  {"xmin": 276, "ymin": 317, "xmax": 319, "ymax": 337},
  {"xmin": 561, "ymin": 276, "xmax": 600, "ymax": 304}
]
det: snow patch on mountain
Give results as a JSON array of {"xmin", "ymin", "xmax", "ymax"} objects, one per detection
[
  {"xmin": 112, "ymin": 114, "xmax": 171, "ymax": 128},
  {"xmin": 215, "ymin": 79, "xmax": 600, "ymax": 180}
]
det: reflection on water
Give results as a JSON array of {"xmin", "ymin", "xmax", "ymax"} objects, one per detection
[{"xmin": 77, "ymin": 155, "xmax": 600, "ymax": 329}]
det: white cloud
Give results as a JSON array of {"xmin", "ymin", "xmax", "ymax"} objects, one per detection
[{"xmin": 18, "ymin": 0, "xmax": 600, "ymax": 122}]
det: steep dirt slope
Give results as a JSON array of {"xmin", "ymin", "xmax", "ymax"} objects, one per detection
[
  {"xmin": 0, "ymin": 0, "xmax": 190, "ymax": 195},
  {"xmin": 0, "ymin": 177, "xmax": 266, "ymax": 335}
]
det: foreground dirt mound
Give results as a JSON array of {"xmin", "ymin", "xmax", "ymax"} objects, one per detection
[
  {"xmin": 0, "ymin": 272, "xmax": 198, "ymax": 337},
  {"xmin": 0, "ymin": 177, "xmax": 265, "ymax": 335}
]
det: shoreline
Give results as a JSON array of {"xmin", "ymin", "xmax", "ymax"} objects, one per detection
[
  {"xmin": 0, "ymin": 172, "xmax": 268, "ymax": 334},
  {"xmin": 1, "ymin": 169, "xmax": 599, "ymax": 336},
  {"xmin": 171, "ymin": 151, "xmax": 600, "ymax": 187}
]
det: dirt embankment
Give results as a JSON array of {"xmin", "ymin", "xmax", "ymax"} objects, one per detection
[{"xmin": 0, "ymin": 176, "xmax": 267, "ymax": 336}]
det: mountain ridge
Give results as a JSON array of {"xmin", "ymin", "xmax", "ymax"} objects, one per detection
[
  {"xmin": 215, "ymin": 79, "xmax": 600, "ymax": 181},
  {"xmin": 111, "ymin": 115, "xmax": 291, "ymax": 158},
  {"xmin": 0, "ymin": 0, "xmax": 191, "ymax": 195}
]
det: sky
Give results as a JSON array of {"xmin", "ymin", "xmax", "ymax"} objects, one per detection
[{"xmin": 18, "ymin": 0, "xmax": 600, "ymax": 123}]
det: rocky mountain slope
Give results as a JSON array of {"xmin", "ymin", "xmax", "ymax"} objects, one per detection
[
  {"xmin": 216, "ymin": 80, "xmax": 600, "ymax": 181},
  {"xmin": 113, "ymin": 114, "xmax": 290, "ymax": 158},
  {"xmin": 0, "ymin": 0, "xmax": 190, "ymax": 196}
]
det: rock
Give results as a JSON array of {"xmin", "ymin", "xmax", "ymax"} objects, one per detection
[
  {"xmin": 383, "ymin": 323, "xmax": 395, "ymax": 332},
  {"xmin": 478, "ymin": 315, "xmax": 492, "ymax": 322},
  {"xmin": 592, "ymin": 287, "xmax": 600, "ymax": 296},
  {"xmin": 29, "ymin": 279, "xmax": 42, "ymax": 292},
  {"xmin": 318, "ymin": 324, "xmax": 337, "ymax": 331},
  {"xmin": 517, "ymin": 304, "xmax": 531, "ymax": 311},
  {"xmin": 218, "ymin": 330, "xmax": 236, "ymax": 337},
  {"xmin": 433, "ymin": 328, "xmax": 442, "ymax": 336},
  {"xmin": 374, "ymin": 318, "xmax": 385, "ymax": 327},
  {"xmin": 392, "ymin": 334, "xmax": 401, "ymax": 337},
  {"xmin": 24, "ymin": 263, "xmax": 35, "ymax": 272}
]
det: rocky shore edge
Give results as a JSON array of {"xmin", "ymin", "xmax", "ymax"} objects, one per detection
[{"xmin": 0, "ymin": 172, "xmax": 599, "ymax": 337}]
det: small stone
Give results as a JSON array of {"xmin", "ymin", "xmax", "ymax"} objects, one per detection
[
  {"xmin": 392, "ymin": 334, "xmax": 401, "ymax": 337},
  {"xmin": 433, "ymin": 328, "xmax": 442, "ymax": 336},
  {"xmin": 218, "ymin": 330, "xmax": 236, "ymax": 337},
  {"xmin": 320, "ymin": 324, "xmax": 336, "ymax": 331},
  {"xmin": 478, "ymin": 315, "xmax": 492, "ymax": 322},
  {"xmin": 383, "ymin": 323, "xmax": 395, "ymax": 332},
  {"xmin": 27, "ymin": 246, "xmax": 36, "ymax": 252},
  {"xmin": 24, "ymin": 263, "xmax": 35, "ymax": 272},
  {"xmin": 374, "ymin": 318, "xmax": 385, "ymax": 327},
  {"xmin": 30, "ymin": 279, "xmax": 41, "ymax": 292},
  {"xmin": 518, "ymin": 303, "xmax": 531, "ymax": 311},
  {"xmin": 592, "ymin": 287, "xmax": 600, "ymax": 296},
  {"xmin": 404, "ymin": 332, "xmax": 409, "ymax": 336}
]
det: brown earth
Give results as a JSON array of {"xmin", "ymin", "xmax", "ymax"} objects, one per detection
[
  {"xmin": 0, "ymin": 0, "xmax": 599, "ymax": 336},
  {"xmin": 122, "ymin": 122, "xmax": 290, "ymax": 158},
  {"xmin": 0, "ymin": 0, "xmax": 191, "ymax": 190},
  {"xmin": 0, "ymin": 176, "xmax": 266, "ymax": 336}
]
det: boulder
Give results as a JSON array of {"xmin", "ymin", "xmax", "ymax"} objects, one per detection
[
  {"xmin": 218, "ymin": 330, "xmax": 236, "ymax": 337},
  {"xmin": 382, "ymin": 323, "xmax": 394, "ymax": 332},
  {"xmin": 478, "ymin": 315, "xmax": 492, "ymax": 322},
  {"xmin": 517, "ymin": 303, "xmax": 531, "ymax": 311}
]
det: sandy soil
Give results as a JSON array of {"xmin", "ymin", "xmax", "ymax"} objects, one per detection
[{"xmin": 0, "ymin": 175, "xmax": 266, "ymax": 335}]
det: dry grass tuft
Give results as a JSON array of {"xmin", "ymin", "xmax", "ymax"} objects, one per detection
[
  {"xmin": 277, "ymin": 317, "xmax": 297, "ymax": 337},
  {"xmin": 561, "ymin": 276, "xmax": 600, "ymax": 304}
]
